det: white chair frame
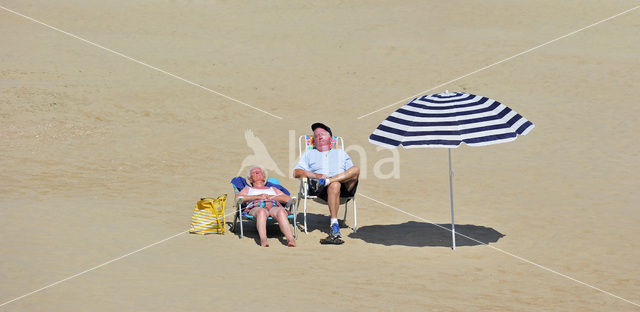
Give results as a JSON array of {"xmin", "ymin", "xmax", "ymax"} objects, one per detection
[{"xmin": 296, "ymin": 135, "xmax": 358, "ymax": 234}]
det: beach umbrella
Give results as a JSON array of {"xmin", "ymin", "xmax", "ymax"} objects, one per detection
[{"xmin": 369, "ymin": 91, "xmax": 534, "ymax": 250}]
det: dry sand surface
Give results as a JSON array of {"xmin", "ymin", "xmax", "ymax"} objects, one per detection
[{"xmin": 1, "ymin": 1, "xmax": 639, "ymax": 311}]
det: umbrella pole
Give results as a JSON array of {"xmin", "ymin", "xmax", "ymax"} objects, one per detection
[{"xmin": 448, "ymin": 148, "xmax": 456, "ymax": 250}]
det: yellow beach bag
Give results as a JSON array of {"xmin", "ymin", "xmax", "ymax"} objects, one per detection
[{"xmin": 189, "ymin": 194, "xmax": 227, "ymax": 234}]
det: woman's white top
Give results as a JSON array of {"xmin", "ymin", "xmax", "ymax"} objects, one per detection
[{"xmin": 247, "ymin": 187, "xmax": 277, "ymax": 196}]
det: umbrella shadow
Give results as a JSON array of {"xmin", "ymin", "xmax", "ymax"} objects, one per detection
[{"xmin": 347, "ymin": 221, "xmax": 505, "ymax": 247}]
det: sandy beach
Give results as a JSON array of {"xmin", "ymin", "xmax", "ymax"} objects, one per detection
[{"xmin": 1, "ymin": 1, "xmax": 639, "ymax": 311}]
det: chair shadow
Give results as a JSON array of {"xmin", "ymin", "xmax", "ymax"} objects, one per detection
[
  {"xmin": 347, "ymin": 221, "xmax": 505, "ymax": 248},
  {"xmin": 296, "ymin": 212, "xmax": 352, "ymax": 235},
  {"xmin": 226, "ymin": 221, "xmax": 291, "ymax": 247}
]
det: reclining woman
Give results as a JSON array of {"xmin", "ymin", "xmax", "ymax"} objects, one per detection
[{"xmin": 235, "ymin": 166, "xmax": 296, "ymax": 247}]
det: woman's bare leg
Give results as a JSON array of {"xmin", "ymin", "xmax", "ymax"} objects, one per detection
[
  {"xmin": 249, "ymin": 207, "xmax": 269, "ymax": 247},
  {"xmin": 270, "ymin": 206, "xmax": 296, "ymax": 247}
]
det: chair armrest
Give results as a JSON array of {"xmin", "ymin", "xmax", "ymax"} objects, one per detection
[
  {"xmin": 235, "ymin": 196, "xmax": 244, "ymax": 207},
  {"xmin": 285, "ymin": 197, "xmax": 297, "ymax": 215},
  {"xmin": 285, "ymin": 197, "xmax": 297, "ymax": 208},
  {"xmin": 297, "ymin": 177, "xmax": 307, "ymax": 192}
]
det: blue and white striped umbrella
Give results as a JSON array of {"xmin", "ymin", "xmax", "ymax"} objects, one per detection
[
  {"xmin": 369, "ymin": 91, "xmax": 534, "ymax": 148},
  {"xmin": 369, "ymin": 91, "xmax": 534, "ymax": 250}
]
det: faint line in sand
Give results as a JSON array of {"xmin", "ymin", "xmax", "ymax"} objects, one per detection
[
  {"xmin": 0, "ymin": 230, "xmax": 187, "ymax": 307},
  {"xmin": 358, "ymin": 193, "xmax": 640, "ymax": 308},
  {"xmin": 357, "ymin": 5, "xmax": 640, "ymax": 120},
  {"xmin": 0, "ymin": 5, "xmax": 282, "ymax": 120},
  {"xmin": 0, "ymin": 210, "xmax": 237, "ymax": 307}
]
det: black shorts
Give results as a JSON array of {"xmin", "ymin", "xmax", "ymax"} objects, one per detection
[{"xmin": 314, "ymin": 180, "xmax": 358, "ymax": 201}]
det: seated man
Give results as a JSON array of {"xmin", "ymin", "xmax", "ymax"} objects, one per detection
[{"xmin": 293, "ymin": 122, "xmax": 360, "ymax": 245}]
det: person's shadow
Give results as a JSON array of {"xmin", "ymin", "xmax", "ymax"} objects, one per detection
[{"xmin": 347, "ymin": 221, "xmax": 505, "ymax": 247}]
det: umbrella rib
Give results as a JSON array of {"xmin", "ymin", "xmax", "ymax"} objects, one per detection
[{"xmin": 357, "ymin": 193, "xmax": 640, "ymax": 308}]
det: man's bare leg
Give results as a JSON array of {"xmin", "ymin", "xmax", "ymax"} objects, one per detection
[
  {"xmin": 328, "ymin": 166, "xmax": 359, "ymax": 191},
  {"xmin": 326, "ymin": 166, "xmax": 360, "ymax": 219},
  {"xmin": 326, "ymin": 182, "xmax": 341, "ymax": 219}
]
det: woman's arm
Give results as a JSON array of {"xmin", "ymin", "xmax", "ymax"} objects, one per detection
[
  {"xmin": 235, "ymin": 187, "xmax": 248, "ymax": 199},
  {"xmin": 270, "ymin": 188, "xmax": 291, "ymax": 204}
]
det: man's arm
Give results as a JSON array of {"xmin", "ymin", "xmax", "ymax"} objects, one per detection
[
  {"xmin": 294, "ymin": 169, "xmax": 328, "ymax": 179},
  {"xmin": 293, "ymin": 150, "xmax": 329, "ymax": 179}
]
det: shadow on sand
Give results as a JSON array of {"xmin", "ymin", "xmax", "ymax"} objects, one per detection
[
  {"xmin": 294, "ymin": 213, "xmax": 504, "ymax": 247},
  {"xmin": 226, "ymin": 220, "xmax": 292, "ymax": 246},
  {"xmin": 296, "ymin": 212, "xmax": 352, "ymax": 235},
  {"xmin": 347, "ymin": 221, "xmax": 505, "ymax": 248}
]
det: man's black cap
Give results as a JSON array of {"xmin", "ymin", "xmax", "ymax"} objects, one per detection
[{"xmin": 311, "ymin": 122, "xmax": 332, "ymax": 137}]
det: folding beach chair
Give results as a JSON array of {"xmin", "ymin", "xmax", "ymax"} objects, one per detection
[
  {"xmin": 296, "ymin": 135, "xmax": 358, "ymax": 234},
  {"xmin": 230, "ymin": 177, "xmax": 298, "ymax": 239}
]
